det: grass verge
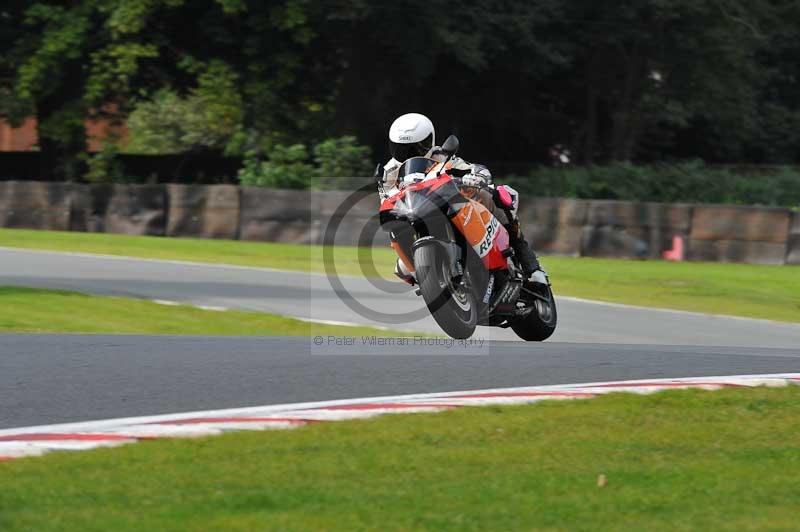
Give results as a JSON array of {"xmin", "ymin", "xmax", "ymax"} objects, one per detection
[
  {"xmin": 0, "ymin": 286, "xmax": 402, "ymax": 336},
  {"xmin": 1, "ymin": 385, "xmax": 799, "ymax": 530},
  {"xmin": 1, "ymin": 228, "xmax": 798, "ymax": 322}
]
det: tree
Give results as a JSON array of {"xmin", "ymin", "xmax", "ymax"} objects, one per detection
[
  {"xmin": 2, "ymin": 0, "xmax": 326, "ymax": 178},
  {"xmin": 0, "ymin": 2, "xmax": 33, "ymax": 125},
  {"xmin": 549, "ymin": 0, "xmax": 773, "ymax": 163},
  {"xmin": 745, "ymin": 0, "xmax": 800, "ymax": 163},
  {"xmin": 126, "ymin": 62, "xmax": 243, "ymax": 154},
  {"xmin": 5, "ymin": 1, "xmax": 162, "ymax": 179},
  {"xmin": 309, "ymin": 0, "xmax": 568, "ymax": 164},
  {"xmin": 2, "ymin": 0, "xmax": 798, "ymax": 182}
]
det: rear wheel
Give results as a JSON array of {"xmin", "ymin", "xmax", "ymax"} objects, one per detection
[
  {"xmin": 414, "ymin": 244, "xmax": 477, "ymax": 339},
  {"xmin": 511, "ymin": 281, "xmax": 557, "ymax": 341}
]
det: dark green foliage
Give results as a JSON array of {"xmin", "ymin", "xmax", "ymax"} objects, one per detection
[
  {"xmin": 505, "ymin": 163, "xmax": 800, "ymax": 207},
  {"xmin": 84, "ymin": 141, "xmax": 126, "ymax": 184},
  {"xmin": 238, "ymin": 136, "xmax": 372, "ymax": 189},
  {"xmin": 238, "ymin": 144, "xmax": 314, "ymax": 189},
  {"xmin": 2, "ymin": 0, "xmax": 800, "ymax": 197},
  {"xmin": 313, "ymin": 136, "xmax": 373, "ymax": 190},
  {"xmin": 126, "ymin": 69, "xmax": 243, "ymax": 155}
]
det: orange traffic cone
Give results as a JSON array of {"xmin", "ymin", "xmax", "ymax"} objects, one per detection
[{"xmin": 662, "ymin": 235, "xmax": 685, "ymax": 261}]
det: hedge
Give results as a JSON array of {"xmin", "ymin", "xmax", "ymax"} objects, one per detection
[{"xmin": 503, "ymin": 161, "xmax": 800, "ymax": 208}]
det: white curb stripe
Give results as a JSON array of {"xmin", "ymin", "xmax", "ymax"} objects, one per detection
[
  {"xmin": 1, "ymin": 373, "xmax": 798, "ymax": 461},
  {"xmin": 292, "ymin": 316, "xmax": 393, "ymax": 330},
  {"xmin": 152, "ymin": 299, "xmax": 181, "ymax": 306},
  {"xmin": 193, "ymin": 305, "xmax": 229, "ymax": 312}
]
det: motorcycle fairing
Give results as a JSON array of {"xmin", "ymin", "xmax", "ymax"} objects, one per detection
[
  {"xmin": 450, "ymin": 198, "xmax": 510, "ymax": 271},
  {"xmin": 379, "ymin": 173, "xmax": 464, "ymax": 225},
  {"xmin": 391, "ymin": 239, "xmax": 415, "ymax": 273},
  {"xmin": 380, "ymin": 173, "xmax": 510, "ymax": 271}
]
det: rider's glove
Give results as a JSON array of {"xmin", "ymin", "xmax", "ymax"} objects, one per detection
[
  {"xmin": 464, "ymin": 163, "xmax": 492, "ymax": 186},
  {"xmin": 460, "ymin": 173, "xmax": 485, "ymax": 188},
  {"xmin": 462, "ymin": 165, "xmax": 491, "ymax": 187}
]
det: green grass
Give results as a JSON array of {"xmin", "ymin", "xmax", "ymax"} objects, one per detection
[
  {"xmin": 2, "ymin": 385, "xmax": 799, "ymax": 531},
  {"xmin": 0, "ymin": 227, "xmax": 360, "ymax": 275},
  {"xmin": 0, "ymin": 286, "xmax": 402, "ymax": 336},
  {"xmin": 1, "ymin": 228, "xmax": 798, "ymax": 322},
  {"xmin": 548, "ymin": 256, "xmax": 800, "ymax": 322}
]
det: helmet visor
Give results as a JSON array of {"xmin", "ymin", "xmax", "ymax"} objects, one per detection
[{"xmin": 389, "ymin": 132, "xmax": 433, "ymax": 162}]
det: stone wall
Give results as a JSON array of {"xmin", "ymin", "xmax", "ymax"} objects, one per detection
[
  {"xmin": 0, "ymin": 181, "xmax": 75, "ymax": 231},
  {"xmin": 166, "ymin": 184, "xmax": 239, "ymax": 239},
  {"xmin": 786, "ymin": 211, "xmax": 800, "ymax": 265},
  {"xmin": 687, "ymin": 205, "xmax": 791, "ymax": 265},
  {"xmin": 0, "ymin": 181, "xmax": 795, "ymax": 264}
]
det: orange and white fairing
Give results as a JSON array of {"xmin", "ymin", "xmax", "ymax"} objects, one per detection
[{"xmin": 450, "ymin": 197, "xmax": 510, "ymax": 270}]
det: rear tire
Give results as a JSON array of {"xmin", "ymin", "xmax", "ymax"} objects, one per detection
[
  {"xmin": 511, "ymin": 282, "xmax": 557, "ymax": 341},
  {"xmin": 414, "ymin": 244, "xmax": 477, "ymax": 339}
]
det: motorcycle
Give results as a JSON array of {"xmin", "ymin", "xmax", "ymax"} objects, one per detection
[{"xmin": 378, "ymin": 135, "xmax": 558, "ymax": 340}]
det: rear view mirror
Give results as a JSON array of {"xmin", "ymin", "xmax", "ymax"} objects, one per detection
[{"xmin": 440, "ymin": 135, "xmax": 460, "ymax": 156}]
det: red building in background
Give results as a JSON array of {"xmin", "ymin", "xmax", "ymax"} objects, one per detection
[
  {"xmin": 0, "ymin": 115, "xmax": 128, "ymax": 152},
  {"xmin": 0, "ymin": 118, "xmax": 37, "ymax": 151}
]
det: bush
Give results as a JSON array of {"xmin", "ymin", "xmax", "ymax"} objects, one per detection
[
  {"xmin": 126, "ymin": 63, "xmax": 243, "ymax": 155},
  {"xmin": 504, "ymin": 162, "xmax": 800, "ymax": 208},
  {"xmin": 238, "ymin": 136, "xmax": 372, "ymax": 190},
  {"xmin": 238, "ymin": 144, "xmax": 314, "ymax": 189},
  {"xmin": 83, "ymin": 140, "xmax": 126, "ymax": 183},
  {"xmin": 313, "ymin": 136, "xmax": 373, "ymax": 189}
]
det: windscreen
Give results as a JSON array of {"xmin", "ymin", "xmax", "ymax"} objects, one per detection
[{"xmin": 396, "ymin": 157, "xmax": 440, "ymax": 179}]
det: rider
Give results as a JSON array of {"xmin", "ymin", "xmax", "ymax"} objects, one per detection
[{"xmin": 380, "ymin": 112, "xmax": 541, "ymax": 281}]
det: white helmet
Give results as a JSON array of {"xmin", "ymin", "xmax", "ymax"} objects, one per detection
[{"xmin": 388, "ymin": 113, "xmax": 435, "ymax": 162}]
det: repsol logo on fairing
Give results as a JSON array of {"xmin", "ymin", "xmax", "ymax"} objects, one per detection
[{"xmin": 477, "ymin": 217, "xmax": 499, "ymax": 257}]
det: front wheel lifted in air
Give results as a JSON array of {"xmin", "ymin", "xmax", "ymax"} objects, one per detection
[{"xmin": 413, "ymin": 243, "xmax": 477, "ymax": 339}]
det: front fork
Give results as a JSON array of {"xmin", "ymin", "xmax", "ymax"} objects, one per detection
[{"xmin": 392, "ymin": 218, "xmax": 468, "ymax": 289}]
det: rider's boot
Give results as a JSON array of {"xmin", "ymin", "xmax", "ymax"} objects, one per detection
[{"xmin": 506, "ymin": 219, "xmax": 541, "ymax": 277}]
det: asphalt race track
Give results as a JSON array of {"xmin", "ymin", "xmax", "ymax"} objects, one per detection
[
  {"xmin": 2, "ymin": 247, "xmax": 800, "ymax": 346},
  {"xmin": 1, "ymin": 247, "xmax": 799, "ymax": 429},
  {"xmin": 3, "ymin": 335, "xmax": 800, "ymax": 429}
]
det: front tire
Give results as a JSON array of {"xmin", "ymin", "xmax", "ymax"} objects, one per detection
[
  {"xmin": 414, "ymin": 243, "xmax": 477, "ymax": 339},
  {"xmin": 511, "ymin": 281, "xmax": 557, "ymax": 341}
]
